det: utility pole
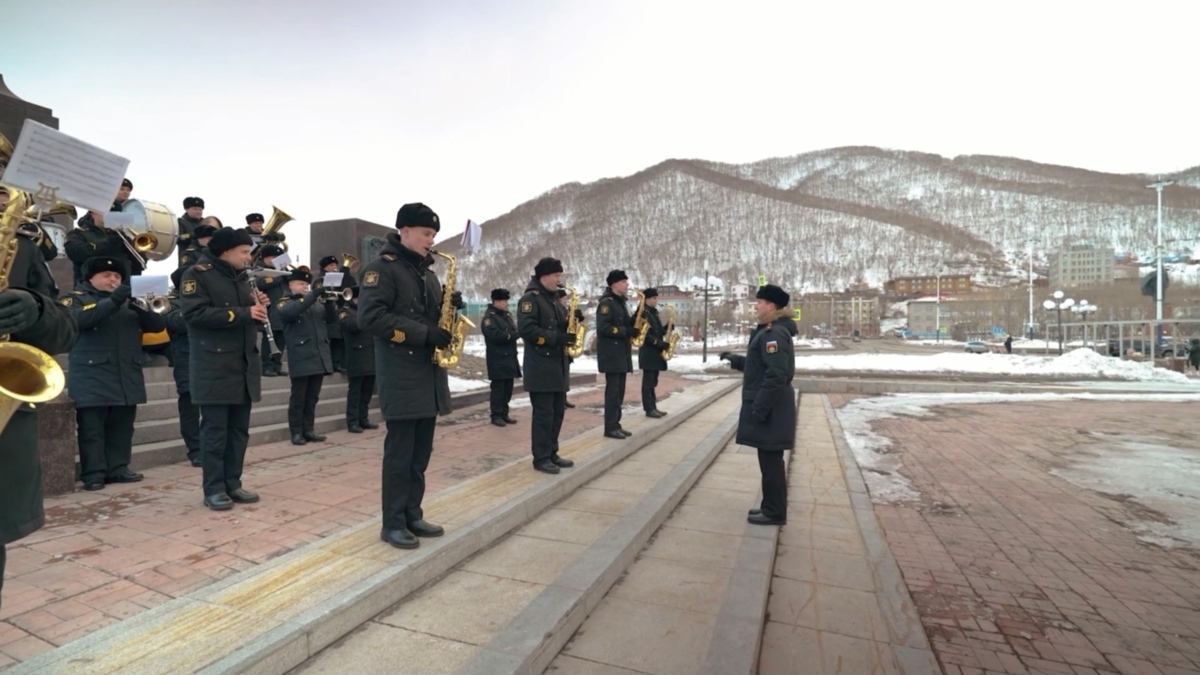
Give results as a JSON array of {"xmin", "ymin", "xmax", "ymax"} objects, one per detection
[
  {"xmin": 1027, "ymin": 238, "xmax": 1034, "ymax": 339},
  {"xmin": 701, "ymin": 264, "xmax": 710, "ymax": 363},
  {"xmin": 1147, "ymin": 179, "xmax": 1174, "ymax": 322}
]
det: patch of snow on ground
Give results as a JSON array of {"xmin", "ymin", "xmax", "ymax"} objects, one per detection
[
  {"xmin": 796, "ymin": 349, "xmax": 1190, "ymax": 383},
  {"xmin": 448, "ymin": 376, "xmax": 489, "ymax": 393},
  {"xmin": 796, "ymin": 338, "xmax": 833, "ymax": 350}
]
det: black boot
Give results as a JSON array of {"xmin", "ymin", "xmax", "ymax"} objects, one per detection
[
  {"xmin": 303, "ymin": 430, "xmax": 327, "ymax": 442},
  {"xmin": 291, "ymin": 434, "xmax": 308, "ymax": 446}
]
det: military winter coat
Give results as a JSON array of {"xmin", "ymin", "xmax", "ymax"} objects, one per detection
[
  {"xmin": 256, "ymin": 271, "xmax": 289, "ymax": 331},
  {"xmin": 726, "ymin": 309, "xmax": 797, "ymax": 452},
  {"xmin": 63, "ymin": 282, "xmax": 166, "ymax": 407},
  {"xmin": 64, "ymin": 216, "xmax": 144, "ymax": 285},
  {"xmin": 339, "ymin": 303, "xmax": 375, "ymax": 377},
  {"xmin": 164, "ymin": 293, "xmax": 191, "ymax": 394},
  {"xmin": 595, "ymin": 288, "xmax": 633, "ymax": 374},
  {"xmin": 176, "ymin": 215, "xmax": 202, "ymax": 264},
  {"xmin": 637, "ymin": 305, "xmax": 669, "ymax": 372},
  {"xmin": 317, "ymin": 271, "xmax": 345, "ymax": 340},
  {"xmin": 1, "ymin": 236, "xmax": 78, "ymax": 545},
  {"xmin": 277, "ymin": 291, "xmax": 335, "ymax": 379},
  {"xmin": 517, "ymin": 278, "xmax": 570, "ymax": 392},
  {"xmin": 482, "ymin": 304, "xmax": 521, "ymax": 380},
  {"xmin": 356, "ymin": 233, "xmax": 452, "ymax": 421},
  {"xmin": 180, "ymin": 251, "xmax": 264, "ymax": 406}
]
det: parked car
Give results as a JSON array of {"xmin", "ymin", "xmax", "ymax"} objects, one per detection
[{"xmin": 964, "ymin": 341, "xmax": 988, "ymax": 354}]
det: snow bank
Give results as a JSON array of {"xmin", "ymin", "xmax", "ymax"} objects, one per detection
[{"xmin": 795, "ymin": 348, "xmax": 1189, "ymax": 383}]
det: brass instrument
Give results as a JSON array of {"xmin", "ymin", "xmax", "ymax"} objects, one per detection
[
  {"xmin": 630, "ymin": 290, "xmax": 650, "ymax": 348},
  {"xmin": 662, "ymin": 305, "xmax": 681, "ymax": 361},
  {"xmin": 565, "ymin": 285, "xmax": 586, "ymax": 358},
  {"xmin": 311, "ymin": 276, "xmax": 353, "ymax": 303},
  {"xmin": 131, "ymin": 294, "xmax": 171, "ymax": 315},
  {"xmin": 115, "ymin": 199, "xmax": 179, "ymax": 268},
  {"xmin": 430, "ymin": 249, "xmax": 474, "ymax": 368},
  {"xmin": 340, "ymin": 252, "xmax": 358, "ymax": 269},
  {"xmin": 261, "ymin": 205, "xmax": 293, "ymax": 252},
  {"xmin": 0, "ymin": 188, "xmax": 67, "ymax": 434}
]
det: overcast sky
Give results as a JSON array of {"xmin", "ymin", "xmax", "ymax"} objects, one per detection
[{"xmin": 5, "ymin": 0, "xmax": 1198, "ymax": 274}]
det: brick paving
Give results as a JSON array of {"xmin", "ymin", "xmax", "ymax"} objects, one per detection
[
  {"xmin": 845, "ymin": 399, "xmax": 1200, "ymax": 675},
  {"xmin": 0, "ymin": 372, "xmax": 699, "ymax": 669}
]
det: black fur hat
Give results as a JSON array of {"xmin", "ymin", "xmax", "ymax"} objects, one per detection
[
  {"xmin": 82, "ymin": 256, "xmax": 129, "ymax": 282},
  {"xmin": 534, "ymin": 257, "xmax": 563, "ymax": 277},
  {"xmin": 288, "ymin": 266, "xmax": 313, "ymax": 284},
  {"xmin": 245, "ymin": 212, "xmax": 264, "ymax": 224},
  {"xmin": 319, "ymin": 255, "xmax": 338, "ymax": 268},
  {"xmin": 756, "ymin": 284, "xmax": 790, "ymax": 308},
  {"xmin": 491, "ymin": 288, "xmax": 510, "ymax": 301},
  {"xmin": 208, "ymin": 226, "xmax": 253, "ymax": 256},
  {"xmin": 642, "ymin": 287, "xmax": 658, "ymax": 298},
  {"xmin": 606, "ymin": 270, "xmax": 628, "ymax": 286},
  {"xmin": 395, "ymin": 202, "xmax": 440, "ymax": 231},
  {"xmin": 183, "ymin": 196, "xmax": 205, "ymax": 209}
]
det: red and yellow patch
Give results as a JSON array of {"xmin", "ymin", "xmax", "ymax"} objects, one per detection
[{"xmin": 765, "ymin": 340, "xmax": 778, "ymax": 354}]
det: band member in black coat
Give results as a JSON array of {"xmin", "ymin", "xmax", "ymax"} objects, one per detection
[
  {"xmin": 0, "ymin": 225, "xmax": 77, "ymax": 606},
  {"xmin": 180, "ymin": 227, "xmax": 266, "ymax": 511},
  {"xmin": 720, "ymin": 284, "xmax": 797, "ymax": 526},
  {"xmin": 517, "ymin": 258, "xmax": 577, "ymax": 474},
  {"xmin": 482, "ymin": 288, "xmax": 521, "ymax": 427},
  {"xmin": 178, "ymin": 223, "xmax": 217, "ymax": 269},
  {"xmin": 636, "ymin": 287, "xmax": 669, "ymax": 418},
  {"xmin": 358, "ymin": 202, "xmax": 457, "ymax": 550},
  {"xmin": 255, "ymin": 245, "xmax": 289, "ymax": 376},
  {"xmin": 64, "ymin": 257, "xmax": 165, "ymax": 490},
  {"xmin": 166, "ymin": 268, "xmax": 201, "ymax": 466},
  {"xmin": 276, "ymin": 266, "xmax": 335, "ymax": 446},
  {"xmin": 65, "ymin": 210, "xmax": 145, "ymax": 286},
  {"xmin": 318, "ymin": 255, "xmax": 347, "ymax": 374},
  {"xmin": 176, "ymin": 196, "xmax": 204, "ymax": 264},
  {"xmin": 339, "ymin": 287, "xmax": 377, "ymax": 433},
  {"xmin": 596, "ymin": 270, "xmax": 634, "ymax": 439},
  {"xmin": 556, "ymin": 288, "xmax": 581, "ymax": 409}
]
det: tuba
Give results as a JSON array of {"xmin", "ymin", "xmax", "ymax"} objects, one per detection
[
  {"xmin": 261, "ymin": 205, "xmax": 293, "ymax": 252},
  {"xmin": 662, "ymin": 305, "xmax": 681, "ymax": 360},
  {"xmin": 566, "ymin": 285, "xmax": 586, "ymax": 358},
  {"xmin": 0, "ymin": 188, "xmax": 67, "ymax": 434},
  {"xmin": 430, "ymin": 249, "xmax": 475, "ymax": 368},
  {"xmin": 630, "ymin": 290, "xmax": 651, "ymax": 348}
]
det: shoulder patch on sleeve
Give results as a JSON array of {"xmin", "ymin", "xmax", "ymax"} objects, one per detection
[
  {"xmin": 381, "ymin": 253, "xmax": 397, "ymax": 262},
  {"xmin": 264, "ymin": 276, "xmax": 274, "ymax": 284},
  {"xmin": 182, "ymin": 279, "xmax": 197, "ymax": 295},
  {"xmin": 276, "ymin": 298, "xmax": 288, "ymax": 308},
  {"xmin": 363, "ymin": 271, "xmax": 379, "ymax": 287},
  {"xmin": 59, "ymin": 296, "xmax": 74, "ymax": 307},
  {"xmin": 599, "ymin": 304, "xmax": 610, "ymax": 315},
  {"xmin": 765, "ymin": 340, "xmax": 778, "ymax": 354},
  {"xmin": 520, "ymin": 300, "xmax": 533, "ymax": 314},
  {"xmin": 483, "ymin": 317, "xmax": 492, "ymax": 326},
  {"xmin": 194, "ymin": 263, "xmax": 212, "ymax": 271},
  {"xmin": 339, "ymin": 310, "xmax": 349, "ymax": 320},
  {"xmin": 390, "ymin": 329, "xmax": 406, "ymax": 344}
]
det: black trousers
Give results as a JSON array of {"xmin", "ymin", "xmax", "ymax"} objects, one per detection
[
  {"xmin": 330, "ymin": 338, "xmax": 345, "ymax": 371},
  {"xmin": 490, "ymin": 378, "xmax": 514, "ymax": 420},
  {"xmin": 260, "ymin": 330, "xmax": 284, "ymax": 372},
  {"xmin": 76, "ymin": 405, "xmax": 137, "ymax": 484},
  {"xmin": 199, "ymin": 402, "xmax": 252, "ymax": 497},
  {"xmin": 758, "ymin": 450, "xmax": 787, "ymax": 520},
  {"xmin": 641, "ymin": 369, "xmax": 661, "ymax": 412},
  {"xmin": 0, "ymin": 545, "xmax": 5, "ymax": 607},
  {"xmin": 529, "ymin": 391, "xmax": 566, "ymax": 465},
  {"xmin": 178, "ymin": 392, "xmax": 201, "ymax": 462},
  {"xmin": 346, "ymin": 375, "xmax": 376, "ymax": 425},
  {"xmin": 382, "ymin": 417, "xmax": 437, "ymax": 531},
  {"xmin": 288, "ymin": 374, "xmax": 325, "ymax": 434},
  {"xmin": 603, "ymin": 372, "xmax": 627, "ymax": 433}
]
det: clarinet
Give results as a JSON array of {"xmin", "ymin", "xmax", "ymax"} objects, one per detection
[{"xmin": 249, "ymin": 275, "xmax": 282, "ymax": 357}]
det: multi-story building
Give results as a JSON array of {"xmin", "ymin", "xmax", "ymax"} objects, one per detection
[
  {"xmin": 885, "ymin": 274, "xmax": 972, "ymax": 297},
  {"xmin": 728, "ymin": 283, "xmax": 752, "ymax": 301},
  {"xmin": 1049, "ymin": 244, "xmax": 1115, "ymax": 288},
  {"xmin": 797, "ymin": 290, "xmax": 882, "ymax": 337}
]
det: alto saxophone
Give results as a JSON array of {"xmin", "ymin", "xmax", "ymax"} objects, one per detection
[
  {"xmin": 662, "ymin": 305, "xmax": 681, "ymax": 361},
  {"xmin": 0, "ymin": 189, "xmax": 67, "ymax": 434},
  {"xmin": 566, "ymin": 285, "xmax": 586, "ymax": 358},
  {"xmin": 430, "ymin": 249, "xmax": 475, "ymax": 369},
  {"xmin": 630, "ymin": 290, "xmax": 651, "ymax": 348}
]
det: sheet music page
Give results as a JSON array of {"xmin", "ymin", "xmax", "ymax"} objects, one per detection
[
  {"xmin": 2, "ymin": 120, "xmax": 130, "ymax": 213},
  {"xmin": 322, "ymin": 272, "xmax": 344, "ymax": 287},
  {"xmin": 272, "ymin": 253, "xmax": 292, "ymax": 270},
  {"xmin": 132, "ymin": 275, "xmax": 170, "ymax": 297}
]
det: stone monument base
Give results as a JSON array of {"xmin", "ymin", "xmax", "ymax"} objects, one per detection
[{"xmin": 36, "ymin": 394, "xmax": 77, "ymax": 496}]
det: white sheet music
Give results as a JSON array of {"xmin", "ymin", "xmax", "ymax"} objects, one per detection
[
  {"xmin": 272, "ymin": 253, "xmax": 292, "ymax": 270},
  {"xmin": 132, "ymin": 275, "xmax": 169, "ymax": 297},
  {"xmin": 1, "ymin": 120, "xmax": 130, "ymax": 214},
  {"xmin": 322, "ymin": 272, "xmax": 344, "ymax": 287}
]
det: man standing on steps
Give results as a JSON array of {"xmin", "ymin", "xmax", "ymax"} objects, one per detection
[
  {"xmin": 557, "ymin": 287, "xmax": 582, "ymax": 409},
  {"xmin": 358, "ymin": 202, "xmax": 455, "ymax": 550},
  {"xmin": 255, "ymin": 244, "xmax": 288, "ymax": 377},
  {"xmin": 637, "ymin": 287, "xmax": 669, "ymax": 419},
  {"xmin": 276, "ymin": 266, "xmax": 334, "ymax": 446},
  {"xmin": 166, "ymin": 268, "xmax": 202, "ymax": 466},
  {"xmin": 720, "ymin": 284, "xmax": 797, "ymax": 526},
  {"xmin": 181, "ymin": 227, "xmax": 266, "ymax": 511},
  {"xmin": 318, "ymin": 255, "xmax": 346, "ymax": 374},
  {"xmin": 596, "ymin": 270, "xmax": 634, "ymax": 440},
  {"xmin": 482, "ymin": 288, "xmax": 520, "ymax": 427},
  {"xmin": 517, "ymin": 257, "xmax": 577, "ymax": 474},
  {"xmin": 338, "ymin": 286, "xmax": 377, "ymax": 433},
  {"xmin": 65, "ymin": 257, "xmax": 165, "ymax": 490}
]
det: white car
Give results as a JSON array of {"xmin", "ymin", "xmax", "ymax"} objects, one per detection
[{"xmin": 964, "ymin": 341, "xmax": 988, "ymax": 354}]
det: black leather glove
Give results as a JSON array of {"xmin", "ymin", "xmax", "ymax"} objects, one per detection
[
  {"xmin": 109, "ymin": 285, "xmax": 132, "ymax": 306},
  {"xmin": 574, "ymin": 309, "xmax": 584, "ymax": 322},
  {"xmin": 0, "ymin": 289, "xmax": 40, "ymax": 335},
  {"xmin": 752, "ymin": 409, "xmax": 769, "ymax": 424},
  {"xmin": 426, "ymin": 327, "xmax": 453, "ymax": 348},
  {"xmin": 451, "ymin": 291, "xmax": 465, "ymax": 310},
  {"xmin": 719, "ymin": 351, "xmax": 732, "ymax": 361},
  {"xmin": 560, "ymin": 332, "xmax": 578, "ymax": 347}
]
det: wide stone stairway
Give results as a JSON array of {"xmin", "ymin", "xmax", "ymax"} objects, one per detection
[{"xmin": 10, "ymin": 378, "xmax": 938, "ymax": 675}]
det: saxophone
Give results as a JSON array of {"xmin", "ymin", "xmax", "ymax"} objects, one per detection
[
  {"xmin": 566, "ymin": 285, "xmax": 586, "ymax": 358},
  {"xmin": 630, "ymin": 290, "xmax": 650, "ymax": 348},
  {"xmin": 662, "ymin": 305, "xmax": 681, "ymax": 361},
  {"xmin": 430, "ymin": 249, "xmax": 475, "ymax": 369},
  {"xmin": 0, "ymin": 188, "xmax": 67, "ymax": 434}
]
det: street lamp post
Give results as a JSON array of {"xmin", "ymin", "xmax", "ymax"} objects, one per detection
[
  {"xmin": 1027, "ymin": 238, "xmax": 1035, "ymax": 339},
  {"xmin": 1072, "ymin": 300, "xmax": 1097, "ymax": 349},
  {"xmin": 1043, "ymin": 290, "xmax": 1074, "ymax": 354},
  {"xmin": 701, "ymin": 264, "xmax": 710, "ymax": 363},
  {"xmin": 935, "ymin": 272, "xmax": 943, "ymax": 342},
  {"xmin": 1147, "ymin": 180, "xmax": 1174, "ymax": 323}
]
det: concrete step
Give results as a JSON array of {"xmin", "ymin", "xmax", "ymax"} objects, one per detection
[
  {"xmin": 9, "ymin": 377, "xmax": 739, "ymax": 675},
  {"xmin": 136, "ymin": 381, "xmax": 351, "ymax": 423}
]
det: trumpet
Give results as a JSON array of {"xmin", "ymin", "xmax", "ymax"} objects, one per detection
[
  {"xmin": 311, "ymin": 277, "xmax": 352, "ymax": 303},
  {"xmin": 130, "ymin": 294, "xmax": 171, "ymax": 315}
]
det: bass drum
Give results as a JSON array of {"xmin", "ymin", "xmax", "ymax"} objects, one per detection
[{"xmin": 122, "ymin": 199, "xmax": 179, "ymax": 262}]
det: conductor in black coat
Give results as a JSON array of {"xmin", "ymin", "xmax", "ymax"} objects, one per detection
[
  {"xmin": 596, "ymin": 270, "xmax": 634, "ymax": 439},
  {"xmin": 166, "ymin": 268, "xmax": 201, "ymax": 466},
  {"xmin": 516, "ymin": 258, "xmax": 577, "ymax": 474},
  {"xmin": 339, "ymin": 287, "xmax": 377, "ymax": 433},
  {"xmin": 276, "ymin": 266, "xmax": 335, "ymax": 446},
  {"xmin": 0, "ymin": 229, "xmax": 77, "ymax": 606},
  {"xmin": 357, "ymin": 202, "xmax": 456, "ymax": 550},
  {"xmin": 636, "ymin": 288, "xmax": 669, "ymax": 418},
  {"xmin": 720, "ymin": 284, "xmax": 798, "ymax": 526},
  {"xmin": 482, "ymin": 288, "xmax": 521, "ymax": 426}
]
